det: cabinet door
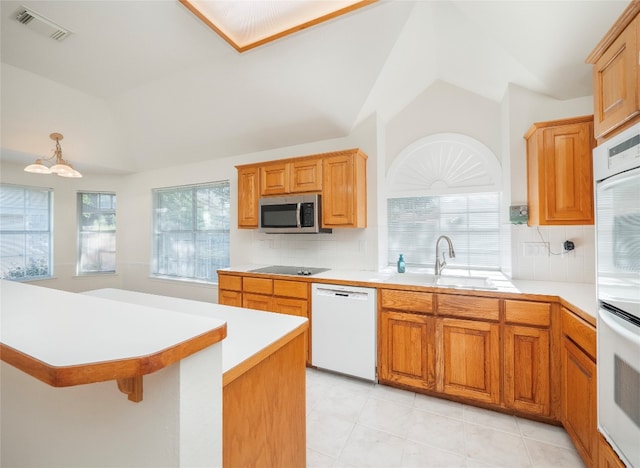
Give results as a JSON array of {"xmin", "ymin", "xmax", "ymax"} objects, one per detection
[
  {"xmin": 219, "ymin": 290, "xmax": 242, "ymax": 307},
  {"xmin": 322, "ymin": 152, "xmax": 367, "ymax": 228},
  {"xmin": 272, "ymin": 297, "xmax": 308, "ymax": 318},
  {"xmin": 541, "ymin": 121, "xmax": 595, "ymax": 224},
  {"xmin": 504, "ymin": 325, "xmax": 550, "ymax": 416},
  {"xmin": 598, "ymin": 433, "xmax": 626, "ymax": 468},
  {"xmin": 593, "ymin": 15, "xmax": 639, "ymax": 139},
  {"xmin": 290, "ymin": 159, "xmax": 322, "ymax": 193},
  {"xmin": 436, "ymin": 318, "xmax": 500, "ymax": 404},
  {"xmin": 562, "ymin": 337, "xmax": 597, "ymax": 466},
  {"xmin": 261, "ymin": 163, "xmax": 289, "ymax": 196},
  {"xmin": 243, "ymin": 293, "xmax": 272, "ymax": 312},
  {"xmin": 237, "ymin": 167, "xmax": 259, "ymax": 228},
  {"xmin": 378, "ymin": 310, "xmax": 434, "ymax": 390},
  {"xmin": 274, "ymin": 296, "xmax": 310, "ymax": 364}
]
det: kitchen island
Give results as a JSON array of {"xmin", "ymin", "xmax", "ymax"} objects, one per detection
[
  {"xmin": 82, "ymin": 288, "xmax": 309, "ymax": 468},
  {"xmin": 1, "ymin": 282, "xmax": 308, "ymax": 468}
]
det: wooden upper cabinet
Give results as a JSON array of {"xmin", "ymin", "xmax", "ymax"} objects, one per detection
[
  {"xmin": 587, "ymin": 4, "xmax": 640, "ymax": 140},
  {"xmin": 260, "ymin": 158, "xmax": 322, "ymax": 196},
  {"xmin": 322, "ymin": 149, "xmax": 367, "ymax": 228},
  {"xmin": 524, "ymin": 115, "xmax": 596, "ymax": 225},
  {"xmin": 290, "ymin": 159, "xmax": 322, "ymax": 193},
  {"xmin": 237, "ymin": 149, "xmax": 365, "ymax": 229},
  {"xmin": 237, "ymin": 166, "xmax": 259, "ymax": 228},
  {"xmin": 261, "ymin": 163, "xmax": 289, "ymax": 196}
]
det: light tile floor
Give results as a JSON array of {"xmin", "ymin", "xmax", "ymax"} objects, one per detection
[{"xmin": 306, "ymin": 368, "xmax": 585, "ymax": 468}]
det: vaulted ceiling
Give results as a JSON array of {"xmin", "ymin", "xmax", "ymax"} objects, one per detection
[{"xmin": 0, "ymin": 0, "xmax": 629, "ymax": 174}]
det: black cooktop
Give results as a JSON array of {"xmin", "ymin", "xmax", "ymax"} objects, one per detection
[{"xmin": 248, "ymin": 265, "xmax": 330, "ymax": 276}]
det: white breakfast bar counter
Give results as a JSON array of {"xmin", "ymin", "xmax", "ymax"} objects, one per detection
[{"xmin": 1, "ymin": 281, "xmax": 308, "ymax": 468}]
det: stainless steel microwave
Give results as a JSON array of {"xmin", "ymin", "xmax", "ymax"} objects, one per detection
[{"xmin": 259, "ymin": 194, "xmax": 331, "ymax": 234}]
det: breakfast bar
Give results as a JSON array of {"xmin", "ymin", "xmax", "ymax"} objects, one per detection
[{"xmin": 1, "ymin": 281, "xmax": 309, "ymax": 468}]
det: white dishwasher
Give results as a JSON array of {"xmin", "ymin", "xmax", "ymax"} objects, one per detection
[{"xmin": 311, "ymin": 283, "xmax": 377, "ymax": 381}]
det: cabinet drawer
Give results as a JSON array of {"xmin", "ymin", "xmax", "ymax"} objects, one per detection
[
  {"xmin": 274, "ymin": 280, "xmax": 308, "ymax": 299},
  {"xmin": 380, "ymin": 289, "xmax": 433, "ymax": 314},
  {"xmin": 561, "ymin": 307, "xmax": 596, "ymax": 360},
  {"xmin": 505, "ymin": 300, "xmax": 551, "ymax": 327},
  {"xmin": 436, "ymin": 294, "xmax": 500, "ymax": 321},
  {"xmin": 219, "ymin": 274, "xmax": 242, "ymax": 292},
  {"xmin": 243, "ymin": 277, "xmax": 273, "ymax": 294}
]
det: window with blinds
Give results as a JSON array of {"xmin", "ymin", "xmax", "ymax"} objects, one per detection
[
  {"xmin": 152, "ymin": 181, "xmax": 230, "ymax": 283},
  {"xmin": 388, "ymin": 192, "xmax": 501, "ymax": 270},
  {"xmin": 77, "ymin": 192, "xmax": 116, "ymax": 274},
  {"xmin": 0, "ymin": 184, "xmax": 53, "ymax": 280}
]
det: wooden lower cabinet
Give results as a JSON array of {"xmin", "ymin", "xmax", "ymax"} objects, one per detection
[
  {"xmin": 378, "ymin": 310, "xmax": 434, "ymax": 391},
  {"xmin": 243, "ymin": 292, "xmax": 272, "ymax": 311},
  {"xmin": 436, "ymin": 317, "xmax": 501, "ymax": 405},
  {"xmin": 598, "ymin": 433, "xmax": 626, "ymax": 468},
  {"xmin": 504, "ymin": 325, "xmax": 550, "ymax": 415},
  {"xmin": 218, "ymin": 274, "xmax": 312, "ymax": 364},
  {"xmin": 562, "ymin": 336, "xmax": 598, "ymax": 466},
  {"xmin": 218, "ymin": 273, "xmax": 243, "ymax": 307},
  {"xmin": 219, "ymin": 289, "xmax": 242, "ymax": 307}
]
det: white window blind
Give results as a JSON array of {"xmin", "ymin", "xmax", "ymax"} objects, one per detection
[
  {"xmin": 152, "ymin": 181, "xmax": 230, "ymax": 283},
  {"xmin": 0, "ymin": 184, "xmax": 53, "ymax": 280},
  {"xmin": 77, "ymin": 192, "xmax": 116, "ymax": 274},
  {"xmin": 388, "ymin": 193, "xmax": 501, "ymax": 270}
]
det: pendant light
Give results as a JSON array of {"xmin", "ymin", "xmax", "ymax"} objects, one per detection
[{"xmin": 24, "ymin": 133, "xmax": 82, "ymax": 178}]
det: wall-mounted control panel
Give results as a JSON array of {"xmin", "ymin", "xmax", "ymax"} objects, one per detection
[{"xmin": 509, "ymin": 205, "xmax": 529, "ymax": 224}]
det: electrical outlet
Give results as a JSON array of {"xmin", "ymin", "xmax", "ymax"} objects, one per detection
[{"xmin": 523, "ymin": 242, "xmax": 549, "ymax": 257}]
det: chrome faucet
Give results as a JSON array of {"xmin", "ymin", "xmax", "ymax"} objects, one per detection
[{"xmin": 435, "ymin": 235, "xmax": 455, "ymax": 276}]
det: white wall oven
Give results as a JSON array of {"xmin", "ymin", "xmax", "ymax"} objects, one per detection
[{"xmin": 594, "ymin": 122, "xmax": 640, "ymax": 468}]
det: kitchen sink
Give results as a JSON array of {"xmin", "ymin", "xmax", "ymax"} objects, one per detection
[
  {"xmin": 435, "ymin": 275, "xmax": 497, "ymax": 290},
  {"xmin": 387, "ymin": 272, "xmax": 436, "ymax": 286},
  {"xmin": 386, "ymin": 272, "xmax": 497, "ymax": 290}
]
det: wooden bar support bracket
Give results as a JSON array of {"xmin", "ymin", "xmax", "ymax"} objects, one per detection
[{"xmin": 117, "ymin": 376, "xmax": 143, "ymax": 402}]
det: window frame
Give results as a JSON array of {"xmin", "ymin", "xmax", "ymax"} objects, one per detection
[
  {"xmin": 0, "ymin": 184, "xmax": 54, "ymax": 281},
  {"xmin": 76, "ymin": 191, "xmax": 117, "ymax": 276},
  {"xmin": 151, "ymin": 180, "xmax": 230, "ymax": 284}
]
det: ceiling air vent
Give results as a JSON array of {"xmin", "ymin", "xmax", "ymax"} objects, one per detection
[{"xmin": 15, "ymin": 6, "xmax": 71, "ymax": 41}]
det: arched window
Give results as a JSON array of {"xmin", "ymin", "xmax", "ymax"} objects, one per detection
[{"xmin": 387, "ymin": 133, "xmax": 502, "ymax": 271}]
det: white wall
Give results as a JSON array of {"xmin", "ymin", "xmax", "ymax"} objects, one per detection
[
  {"xmin": 382, "ymin": 80, "xmax": 596, "ymax": 283},
  {"xmin": 1, "ymin": 78, "xmax": 597, "ymax": 294},
  {"xmin": 0, "ymin": 162, "xmax": 125, "ymax": 292},
  {"xmin": 116, "ymin": 115, "xmax": 381, "ymax": 303},
  {"xmin": 503, "ymin": 84, "xmax": 595, "ymax": 282}
]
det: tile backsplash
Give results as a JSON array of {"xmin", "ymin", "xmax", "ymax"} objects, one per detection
[
  {"xmin": 239, "ymin": 224, "xmax": 596, "ymax": 284},
  {"xmin": 509, "ymin": 224, "xmax": 595, "ymax": 283},
  {"xmin": 244, "ymin": 228, "xmax": 377, "ymax": 271}
]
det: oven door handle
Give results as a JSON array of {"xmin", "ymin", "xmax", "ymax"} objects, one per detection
[{"xmin": 599, "ymin": 307, "xmax": 640, "ymax": 346}]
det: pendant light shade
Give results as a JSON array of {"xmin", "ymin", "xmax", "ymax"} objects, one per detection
[
  {"xmin": 23, "ymin": 133, "xmax": 82, "ymax": 178},
  {"xmin": 24, "ymin": 159, "xmax": 52, "ymax": 174}
]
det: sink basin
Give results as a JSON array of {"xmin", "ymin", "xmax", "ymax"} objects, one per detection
[
  {"xmin": 387, "ymin": 272, "xmax": 436, "ymax": 286},
  {"xmin": 435, "ymin": 275, "xmax": 497, "ymax": 290},
  {"xmin": 386, "ymin": 272, "xmax": 496, "ymax": 290}
]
